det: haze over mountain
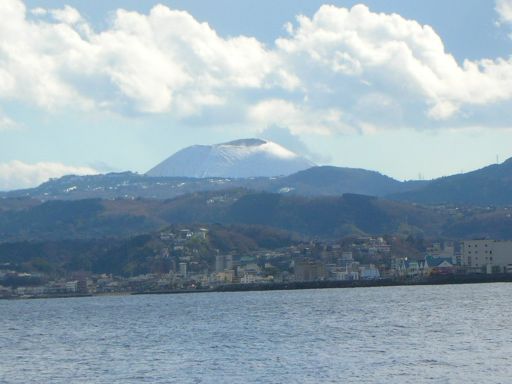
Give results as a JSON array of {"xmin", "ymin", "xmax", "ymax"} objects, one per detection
[{"xmin": 147, "ymin": 138, "xmax": 316, "ymax": 178}]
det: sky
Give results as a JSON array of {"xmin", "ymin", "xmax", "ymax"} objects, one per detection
[{"xmin": 1, "ymin": 0, "xmax": 512, "ymax": 190}]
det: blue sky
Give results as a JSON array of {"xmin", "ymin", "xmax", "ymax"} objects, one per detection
[{"xmin": 1, "ymin": 0, "xmax": 512, "ymax": 189}]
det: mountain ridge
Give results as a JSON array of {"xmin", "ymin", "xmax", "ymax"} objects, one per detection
[
  {"xmin": 390, "ymin": 159, "xmax": 512, "ymax": 205},
  {"xmin": 2, "ymin": 189, "xmax": 512, "ymax": 242},
  {"xmin": 0, "ymin": 166, "xmax": 428, "ymax": 201}
]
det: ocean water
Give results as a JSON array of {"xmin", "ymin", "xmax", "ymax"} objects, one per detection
[{"xmin": 1, "ymin": 284, "xmax": 511, "ymax": 383}]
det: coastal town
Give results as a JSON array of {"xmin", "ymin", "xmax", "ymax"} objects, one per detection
[{"xmin": 2, "ymin": 227, "xmax": 512, "ymax": 299}]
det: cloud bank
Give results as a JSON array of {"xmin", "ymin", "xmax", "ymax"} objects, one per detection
[
  {"xmin": 0, "ymin": 1, "xmax": 511, "ymax": 135},
  {"xmin": 0, "ymin": 161, "xmax": 97, "ymax": 190}
]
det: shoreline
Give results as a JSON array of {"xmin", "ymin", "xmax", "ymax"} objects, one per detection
[
  {"xmin": 212, "ymin": 274, "xmax": 512, "ymax": 293},
  {"xmin": 3, "ymin": 274, "xmax": 512, "ymax": 300}
]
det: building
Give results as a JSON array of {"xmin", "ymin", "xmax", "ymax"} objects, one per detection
[
  {"xmin": 77, "ymin": 278, "xmax": 88, "ymax": 294},
  {"xmin": 334, "ymin": 270, "xmax": 359, "ymax": 281},
  {"xmin": 294, "ymin": 260, "xmax": 326, "ymax": 282},
  {"xmin": 212, "ymin": 270, "xmax": 235, "ymax": 284},
  {"xmin": 240, "ymin": 273, "xmax": 258, "ymax": 284},
  {"xmin": 428, "ymin": 242, "xmax": 456, "ymax": 264},
  {"xmin": 196, "ymin": 228, "xmax": 208, "ymax": 240},
  {"xmin": 338, "ymin": 251, "xmax": 354, "ymax": 267},
  {"xmin": 391, "ymin": 258, "xmax": 424, "ymax": 278},
  {"xmin": 424, "ymin": 256, "xmax": 455, "ymax": 275},
  {"xmin": 360, "ymin": 265, "xmax": 381, "ymax": 280},
  {"xmin": 461, "ymin": 240, "xmax": 512, "ymax": 273},
  {"xmin": 65, "ymin": 281, "xmax": 78, "ymax": 293},
  {"xmin": 215, "ymin": 255, "xmax": 225, "ymax": 273},
  {"xmin": 225, "ymin": 255, "xmax": 234, "ymax": 270},
  {"xmin": 179, "ymin": 262, "xmax": 188, "ymax": 277}
]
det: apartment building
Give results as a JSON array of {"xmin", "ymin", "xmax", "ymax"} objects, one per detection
[{"xmin": 461, "ymin": 240, "xmax": 512, "ymax": 273}]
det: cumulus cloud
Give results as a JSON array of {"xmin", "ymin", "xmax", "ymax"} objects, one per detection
[
  {"xmin": 0, "ymin": 1, "xmax": 512, "ymax": 134},
  {"xmin": 0, "ymin": 161, "xmax": 98, "ymax": 190},
  {"xmin": 0, "ymin": 1, "xmax": 288, "ymax": 114},
  {"xmin": 277, "ymin": 4, "xmax": 512, "ymax": 122}
]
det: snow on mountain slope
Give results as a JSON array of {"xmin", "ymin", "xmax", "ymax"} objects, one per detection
[{"xmin": 146, "ymin": 138, "xmax": 316, "ymax": 178}]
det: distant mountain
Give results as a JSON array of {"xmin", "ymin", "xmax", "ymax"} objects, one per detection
[
  {"xmin": 391, "ymin": 158, "xmax": 512, "ymax": 205},
  {"xmin": 146, "ymin": 138, "xmax": 315, "ymax": 178},
  {"xmin": 0, "ymin": 166, "xmax": 427, "ymax": 201},
  {"xmin": 0, "ymin": 172, "xmax": 253, "ymax": 200},
  {"xmin": 272, "ymin": 166, "xmax": 428, "ymax": 197}
]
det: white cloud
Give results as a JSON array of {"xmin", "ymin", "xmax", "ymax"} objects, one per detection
[
  {"xmin": 30, "ymin": 7, "xmax": 46, "ymax": 16},
  {"xmin": 50, "ymin": 5, "xmax": 82, "ymax": 24},
  {"xmin": 276, "ymin": 4, "xmax": 512, "ymax": 121},
  {"xmin": 0, "ymin": 1, "xmax": 92, "ymax": 110},
  {"xmin": 249, "ymin": 99, "xmax": 352, "ymax": 135},
  {"xmin": 496, "ymin": 0, "xmax": 512, "ymax": 23},
  {"xmin": 0, "ymin": 114, "xmax": 18, "ymax": 131},
  {"xmin": 0, "ymin": 2, "xmax": 295, "ymax": 115},
  {"xmin": 0, "ymin": 161, "xmax": 98, "ymax": 190},
  {"xmin": 0, "ymin": 1, "xmax": 512, "ymax": 134}
]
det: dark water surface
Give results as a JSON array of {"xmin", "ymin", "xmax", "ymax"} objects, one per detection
[{"xmin": 1, "ymin": 284, "xmax": 511, "ymax": 383}]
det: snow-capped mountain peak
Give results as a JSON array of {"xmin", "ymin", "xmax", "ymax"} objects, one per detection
[{"xmin": 146, "ymin": 138, "xmax": 316, "ymax": 178}]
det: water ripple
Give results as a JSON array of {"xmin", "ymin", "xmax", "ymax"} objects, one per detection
[{"xmin": 1, "ymin": 284, "xmax": 512, "ymax": 383}]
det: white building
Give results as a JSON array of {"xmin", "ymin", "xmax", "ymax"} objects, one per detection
[
  {"xmin": 461, "ymin": 240, "xmax": 512, "ymax": 273},
  {"xmin": 65, "ymin": 281, "xmax": 78, "ymax": 293},
  {"xmin": 240, "ymin": 273, "xmax": 257, "ymax": 284}
]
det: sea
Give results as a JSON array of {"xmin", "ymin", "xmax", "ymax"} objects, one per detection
[{"xmin": 1, "ymin": 283, "xmax": 511, "ymax": 383}]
